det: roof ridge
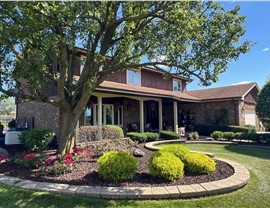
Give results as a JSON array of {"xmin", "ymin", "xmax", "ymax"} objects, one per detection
[{"xmin": 187, "ymin": 82, "xmax": 256, "ymax": 93}]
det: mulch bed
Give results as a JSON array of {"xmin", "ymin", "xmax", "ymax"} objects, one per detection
[{"xmin": 0, "ymin": 143, "xmax": 234, "ymax": 187}]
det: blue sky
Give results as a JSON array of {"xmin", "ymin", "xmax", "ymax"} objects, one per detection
[{"xmin": 188, "ymin": 1, "xmax": 270, "ymax": 91}]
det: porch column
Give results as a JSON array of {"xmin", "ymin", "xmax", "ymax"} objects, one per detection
[
  {"xmin": 93, "ymin": 105, "xmax": 97, "ymax": 125},
  {"xmin": 173, "ymin": 101, "xmax": 178, "ymax": 133},
  {"xmin": 140, "ymin": 99, "xmax": 144, "ymax": 133},
  {"xmin": 159, "ymin": 100, "xmax": 163, "ymax": 132},
  {"xmin": 97, "ymin": 96, "xmax": 102, "ymax": 127}
]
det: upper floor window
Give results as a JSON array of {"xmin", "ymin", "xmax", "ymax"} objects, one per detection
[
  {"xmin": 80, "ymin": 56, "xmax": 86, "ymax": 74},
  {"xmin": 173, "ymin": 79, "xmax": 182, "ymax": 92},
  {"xmin": 127, "ymin": 69, "xmax": 141, "ymax": 85}
]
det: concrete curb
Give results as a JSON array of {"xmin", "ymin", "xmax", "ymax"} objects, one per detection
[
  {"xmin": 144, "ymin": 140, "xmax": 216, "ymax": 157},
  {"xmin": 0, "ymin": 158, "xmax": 249, "ymax": 200}
]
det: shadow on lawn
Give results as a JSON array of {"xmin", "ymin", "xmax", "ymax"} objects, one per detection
[{"xmin": 225, "ymin": 144, "xmax": 270, "ymax": 160}]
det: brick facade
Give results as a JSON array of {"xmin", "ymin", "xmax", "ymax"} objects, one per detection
[
  {"xmin": 179, "ymin": 100, "xmax": 241, "ymax": 126},
  {"xmin": 17, "ymin": 99, "xmax": 59, "ymax": 136}
]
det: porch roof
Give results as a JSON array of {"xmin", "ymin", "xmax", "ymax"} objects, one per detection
[
  {"xmin": 97, "ymin": 81, "xmax": 200, "ymax": 102},
  {"xmin": 185, "ymin": 82, "xmax": 259, "ymax": 101}
]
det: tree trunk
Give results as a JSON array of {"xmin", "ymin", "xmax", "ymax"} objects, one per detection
[{"xmin": 58, "ymin": 109, "xmax": 80, "ymax": 155}]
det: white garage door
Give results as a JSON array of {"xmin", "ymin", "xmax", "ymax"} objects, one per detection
[{"xmin": 245, "ymin": 110, "xmax": 256, "ymax": 126}]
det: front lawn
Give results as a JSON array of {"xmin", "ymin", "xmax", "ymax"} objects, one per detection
[{"xmin": 0, "ymin": 144, "xmax": 270, "ymax": 208}]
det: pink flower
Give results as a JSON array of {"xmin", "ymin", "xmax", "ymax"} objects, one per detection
[
  {"xmin": 0, "ymin": 154, "xmax": 9, "ymax": 161},
  {"xmin": 45, "ymin": 158, "xmax": 55, "ymax": 165},
  {"xmin": 63, "ymin": 153, "xmax": 73, "ymax": 160},
  {"xmin": 23, "ymin": 153, "xmax": 38, "ymax": 160},
  {"xmin": 64, "ymin": 159, "xmax": 72, "ymax": 165}
]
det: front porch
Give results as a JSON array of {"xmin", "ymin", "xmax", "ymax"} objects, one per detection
[{"xmin": 80, "ymin": 92, "xmax": 196, "ymax": 134}]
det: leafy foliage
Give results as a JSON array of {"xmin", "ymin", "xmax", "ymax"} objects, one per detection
[
  {"xmin": 159, "ymin": 131, "xmax": 179, "ymax": 140},
  {"xmin": 0, "ymin": 2, "xmax": 253, "ymax": 154},
  {"xmin": 223, "ymin": 132, "xmax": 235, "ymax": 141},
  {"xmin": 18, "ymin": 128, "xmax": 55, "ymax": 152},
  {"xmin": 195, "ymin": 124, "xmax": 255, "ymax": 136},
  {"xmin": 103, "ymin": 125, "xmax": 124, "ymax": 139},
  {"xmin": 127, "ymin": 132, "xmax": 147, "ymax": 143},
  {"xmin": 149, "ymin": 151, "xmax": 184, "ymax": 181},
  {"xmin": 13, "ymin": 153, "xmax": 46, "ymax": 169},
  {"xmin": 189, "ymin": 131, "xmax": 199, "ymax": 139},
  {"xmin": 97, "ymin": 152, "xmax": 138, "ymax": 181},
  {"xmin": 210, "ymin": 131, "xmax": 224, "ymax": 140},
  {"xmin": 160, "ymin": 144, "xmax": 190, "ymax": 160},
  {"xmin": 144, "ymin": 132, "xmax": 159, "ymax": 142},
  {"xmin": 256, "ymin": 79, "xmax": 270, "ymax": 123},
  {"xmin": 183, "ymin": 153, "xmax": 216, "ymax": 174},
  {"xmin": 0, "ymin": 97, "xmax": 16, "ymax": 115}
]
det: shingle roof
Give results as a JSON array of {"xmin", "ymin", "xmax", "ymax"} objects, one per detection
[
  {"xmin": 185, "ymin": 82, "xmax": 259, "ymax": 101},
  {"xmin": 98, "ymin": 81, "xmax": 199, "ymax": 101}
]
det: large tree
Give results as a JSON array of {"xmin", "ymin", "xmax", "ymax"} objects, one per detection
[
  {"xmin": 0, "ymin": 1, "xmax": 252, "ymax": 154},
  {"xmin": 0, "ymin": 96, "xmax": 16, "ymax": 115}
]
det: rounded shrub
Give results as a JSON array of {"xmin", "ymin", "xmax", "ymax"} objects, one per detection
[
  {"xmin": 183, "ymin": 153, "xmax": 216, "ymax": 174},
  {"xmin": 19, "ymin": 128, "xmax": 55, "ymax": 152},
  {"xmin": 159, "ymin": 130, "xmax": 179, "ymax": 140},
  {"xmin": 223, "ymin": 132, "xmax": 235, "ymax": 141},
  {"xmin": 160, "ymin": 144, "xmax": 190, "ymax": 160},
  {"xmin": 210, "ymin": 131, "xmax": 224, "ymax": 140},
  {"xmin": 103, "ymin": 125, "xmax": 124, "ymax": 138},
  {"xmin": 127, "ymin": 132, "xmax": 147, "ymax": 143},
  {"xmin": 97, "ymin": 152, "xmax": 138, "ymax": 181},
  {"xmin": 149, "ymin": 151, "xmax": 184, "ymax": 181}
]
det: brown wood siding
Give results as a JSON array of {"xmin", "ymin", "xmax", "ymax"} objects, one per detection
[
  {"xmin": 141, "ymin": 69, "xmax": 173, "ymax": 91},
  {"xmin": 244, "ymin": 87, "xmax": 258, "ymax": 104},
  {"xmin": 74, "ymin": 61, "xmax": 81, "ymax": 76},
  {"xmin": 182, "ymin": 81, "xmax": 187, "ymax": 92},
  {"xmin": 106, "ymin": 71, "xmax": 126, "ymax": 83}
]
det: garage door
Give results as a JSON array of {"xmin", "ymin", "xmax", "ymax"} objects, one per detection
[{"xmin": 245, "ymin": 110, "xmax": 256, "ymax": 126}]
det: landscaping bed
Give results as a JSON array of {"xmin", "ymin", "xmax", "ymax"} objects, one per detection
[{"xmin": 0, "ymin": 144, "xmax": 234, "ymax": 187}]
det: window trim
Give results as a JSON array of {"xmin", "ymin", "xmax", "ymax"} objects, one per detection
[
  {"xmin": 172, "ymin": 78, "xmax": 182, "ymax": 92},
  {"xmin": 80, "ymin": 55, "xmax": 86, "ymax": 74},
  {"xmin": 126, "ymin": 69, "xmax": 141, "ymax": 86}
]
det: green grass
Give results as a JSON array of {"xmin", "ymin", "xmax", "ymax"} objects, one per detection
[{"xmin": 1, "ymin": 144, "xmax": 270, "ymax": 207}]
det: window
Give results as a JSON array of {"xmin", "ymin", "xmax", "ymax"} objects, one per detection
[
  {"xmin": 80, "ymin": 56, "xmax": 86, "ymax": 74},
  {"xmin": 127, "ymin": 69, "xmax": 141, "ymax": 85},
  {"xmin": 88, "ymin": 104, "xmax": 123, "ymax": 126},
  {"xmin": 173, "ymin": 79, "xmax": 182, "ymax": 92}
]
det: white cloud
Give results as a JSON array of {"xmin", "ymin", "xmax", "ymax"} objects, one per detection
[
  {"xmin": 262, "ymin": 47, "xmax": 269, "ymax": 52},
  {"xmin": 232, "ymin": 81, "xmax": 251, "ymax": 85}
]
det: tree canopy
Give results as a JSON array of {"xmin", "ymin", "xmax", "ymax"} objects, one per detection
[
  {"xmin": 256, "ymin": 78, "xmax": 270, "ymax": 123},
  {"xmin": 0, "ymin": 97, "xmax": 16, "ymax": 115},
  {"xmin": 0, "ymin": 1, "xmax": 253, "ymax": 153}
]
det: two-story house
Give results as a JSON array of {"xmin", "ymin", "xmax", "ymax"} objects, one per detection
[{"xmin": 16, "ymin": 51, "xmax": 260, "ymax": 136}]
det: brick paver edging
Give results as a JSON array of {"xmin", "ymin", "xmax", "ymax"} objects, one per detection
[{"xmin": 0, "ymin": 158, "xmax": 249, "ymax": 199}]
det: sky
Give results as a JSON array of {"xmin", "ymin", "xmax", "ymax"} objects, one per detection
[{"xmin": 188, "ymin": 0, "xmax": 270, "ymax": 91}]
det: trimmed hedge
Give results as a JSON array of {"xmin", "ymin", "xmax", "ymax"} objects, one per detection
[
  {"xmin": 159, "ymin": 130, "xmax": 179, "ymax": 140},
  {"xmin": 103, "ymin": 125, "xmax": 124, "ymax": 140},
  {"xmin": 210, "ymin": 131, "xmax": 224, "ymax": 140},
  {"xmin": 144, "ymin": 132, "xmax": 159, "ymax": 142},
  {"xmin": 127, "ymin": 132, "xmax": 147, "ymax": 143},
  {"xmin": 149, "ymin": 151, "xmax": 184, "ymax": 181},
  {"xmin": 77, "ymin": 125, "xmax": 124, "ymax": 143},
  {"xmin": 240, "ymin": 132, "xmax": 270, "ymax": 143},
  {"xmin": 160, "ymin": 144, "xmax": 190, "ymax": 160},
  {"xmin": 194, "ymin": 124, "xmax": 256, "ymax": 136},
  {"xmin": 183, "ymin": 153, "xmax": 216, "ymax": 174},
  {"xmin": 223, "ymin": 132, "xmax": 235, "ymax": 141},
  {"xmin": 97, "ymin": 152, "xmax": 138, "ymax": 181},
  {"xmin": 77, "ymin": 126, "xmax": 102, "ymax": 142}
]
